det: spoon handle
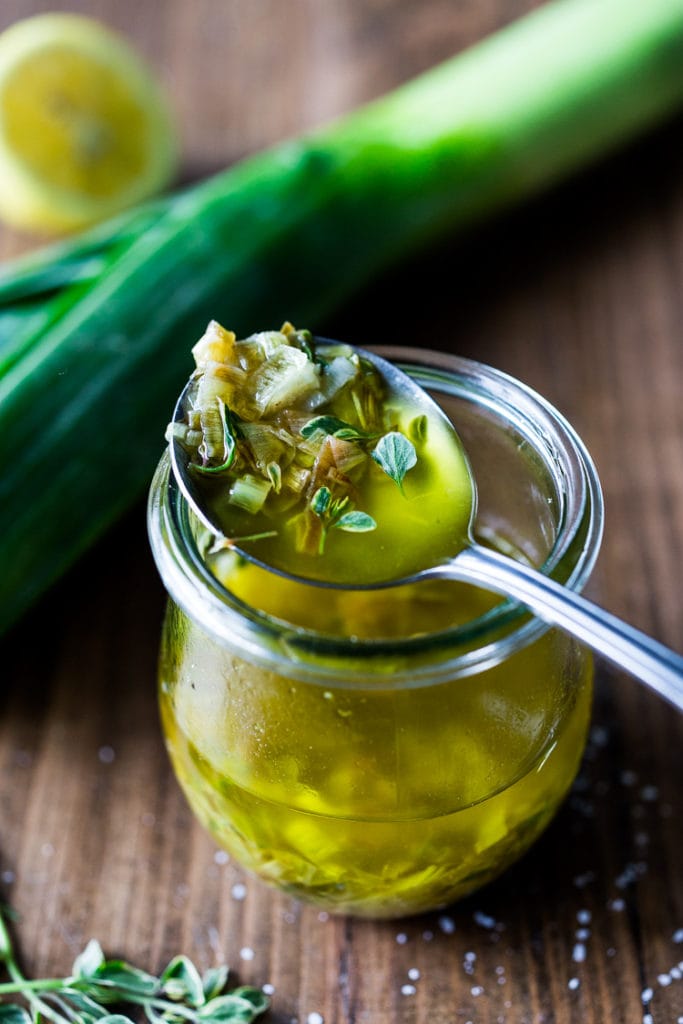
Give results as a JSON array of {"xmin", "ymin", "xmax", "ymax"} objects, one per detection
[{"xmin": 434, "ymin": 544, "xmax": 683, "ymax": 711}]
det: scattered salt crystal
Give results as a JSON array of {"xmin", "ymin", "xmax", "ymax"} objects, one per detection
[
  {"xmin": 473, "ymin": 910, "xmax": 497, "ymax": 930},
  {"xmin": 607, "ymin": 948, "xmax": 617, "ymax": 957},
  {"xmin": 1, "ymin": 870, "xmax": 15, "ymax": 883},
  {"xmin": 609, "ymin": 899, "xmax": 626, "ymax": 912},
  {"xmin": 471, "ymin": 986, "xmax": 484, "ymax": 997},
  {"xmin": 657, "ymin": 974, "xmax": 671, "ymax": 987},
  {"xmin": 283, "ymin": 911, "xmax": 297, "ymax": 924},
  {"xmin": 318, "ymin": 911, "xmax": 329, "ymax": 922},
  {"xmin": 497, "ymin": 976, "xmax": 506, "ymax": 986},
  {"xmin": 568, "ymin": 978, "xmax": 580, "ymax": 991},
  {"xmin": 577, "ymin": 910, "xmax": 592, "ymax": 925},
  {"xmin": 408, "ymin": 968, "xmax": 420, "ymax": 981},
  {"xmin": 396, "ymin": 933, "xmax": 408, "ymax": 945},
  {"xmin": 401, "ymin": 985, "xmax": 416, "ymax": 996},
  {"xmin": 438, "ymin": 915, "xmax": 456, "ymax": 934},
  {"xmin": 572, "ymin": 943, "xmax": 586, "ymax": 963},
  {"xmin": 422, "ymin": 930, "xmax": 434, "ymax": 941},
  {"xmin": 307, "ymin": 1014, "xmax": 323, "ymax": 1024},
  {"xmin": 670, "ymin": 966, "xmax": 682, "ymax": 980},
  {"xmin": 620, "ymin": 770, "xmax": 637, "ymax": 786},
  {"xmin": 239, "ymin": 947, "xmax": 255, "ymax": 961},
  {"xmin": 590, "ymin": 726, "xmax": 609, "ymax": 747},
  {"xmin": 262, "ymin": 984, "xmax": 275, "ymax": 995},
  {"xmin": 641, "ymin": 988, "xmax": 653, "ymax": 1004},
  {"xmin": 573, "ymin": 871, "xmax": 595, "ymax": 889},
  {"xmin": 640, "ymin": 785, "xmax": 659, "ymax": 802},
  {"xmin": 673, "ymin": 928, "xmax": 683, "ymax": 943},
  {"xmin": 495, "ymin": 966, "xmax": 505, "ymax": 975},
  {"xmin": 98, "ymin": 745, "xmax": 115, "ymax": 764},
  {"xmin": 214, "ymin": 850, "xmax": 229, "ymax": 865},
  {"xmin": 576, "ymin": 929, "xmax": 591, "ymax": 941},
  {"xmin": 643, "ymin": 1015, "xmax": 653, "ymax": 1024},
  {"xmin": 464, "ymin": 951, "xmax": 477, "ymax": 962},
  {"xmin": 231, "ymin": 882, "xmax": 247, "ymax": 901}
]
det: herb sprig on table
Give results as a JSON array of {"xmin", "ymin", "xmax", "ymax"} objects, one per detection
[{"xmin": 0, "ymin": 910, "xmax": 268, "ymax": 1024}]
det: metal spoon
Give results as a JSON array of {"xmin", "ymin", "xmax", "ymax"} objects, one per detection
[{"xmin": 170, "ymin": 344, "xmax": 683, "ymax": 711}]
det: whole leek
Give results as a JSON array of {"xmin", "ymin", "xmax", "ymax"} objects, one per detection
[{"xmin": 1, "ymin": 0, "xmax": 683, "ymax": 634}]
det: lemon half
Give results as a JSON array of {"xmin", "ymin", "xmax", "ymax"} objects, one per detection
[{"xmin": 0, "ymin": 13, "xmax": 177, "ymax": 232}]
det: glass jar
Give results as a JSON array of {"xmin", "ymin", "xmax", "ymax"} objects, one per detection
[{"xmin": 148, "ymin": 348, "xmax": 603, "ymax": 918}]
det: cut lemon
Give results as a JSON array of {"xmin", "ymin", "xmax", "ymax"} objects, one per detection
[{"xmin": 0, "ymin": 13, "xmax": 177, "ymax": 233}]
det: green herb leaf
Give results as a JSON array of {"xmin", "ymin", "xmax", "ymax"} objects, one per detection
[
  {"xmin": 201, "ymin": 967, "xmax": 229, "ymax": 1004},
  {"xmin": 87, "ymin": 962, "xmax": 159, "ymax": 1000},
  {"xmin": 194, "ymin": 399, "xmax": 237, "ymax": 474},
  {"xmin": 160, "ymin": 956, "xmax": 204, "ymax": 1007},
  {"xmin": 371, "ymin": 431, "xmax": 417, "ymax": 492},
  {"xmin": 97, "ymin": 1015, "xmax": 137, "ymax": 1024},
  {"xmin": 229, "ymin": 989, "xmax": 269, "ymax": 1015},
  {"xmin": 73, "ymin": 940, "xmax": 105, "ymax": 979},
  {"xmin": 301, "ymin": 416, "xmax": 373, "ymax": 441},
  {"xmin": 197, "ymin": 994, "xmax": 262, "ymax": 1023},
  {"xmin": 0, "ymin": 1005, "xmax": 31, "ymax": 1024},
  {"xmin": 310, "ymin": 486, "xmax": 332, "ymax": 517},
  {"xmin": 266, "ymin": 462, "xmax": 282, "ymax": 493},
  {"xmin": 333, "ymin": 511, "xmax": 376, "ymax": 533}
]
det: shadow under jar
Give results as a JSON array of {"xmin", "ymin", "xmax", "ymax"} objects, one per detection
[{"xmin": 148, "ymin": 348, "xmax": 603, "ymax": 918}]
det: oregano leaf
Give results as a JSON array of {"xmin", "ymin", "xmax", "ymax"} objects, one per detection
[
  {"xmin": 371, "ymin": 432, "xmax": 417, "ymax": 491},
  {"xmin": 333, "ymin": 511, "xmax": 376, "ymax": 533}
]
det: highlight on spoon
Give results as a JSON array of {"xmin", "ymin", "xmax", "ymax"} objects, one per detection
[{"xmin": 168, "ymin": 320, "xmax": 474, "ymax": 585}]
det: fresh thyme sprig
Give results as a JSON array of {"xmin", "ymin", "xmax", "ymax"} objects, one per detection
[{"xmin": 0, "ymin": 909, "xmax": 268, "ymax": 1024}]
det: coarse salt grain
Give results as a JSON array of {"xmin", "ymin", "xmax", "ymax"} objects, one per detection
[
  {"xmin": 231, "ymin": 882, "xmax": 247, "ymax": 900},
  {"xmin": 473, "ymin": 910, "xmax": 497, "ymax": 930},
  {"xmin": 572, "ymin": 944, "xmax": 586, "ymax": 964},
  {"xmin": 568, "ymin": 978, "xmax": 580, "ymax": 991},
  {"xmin": 98, "ymin": 745, "xmax": 115, "ymax": 764},
  {"xmin": 609, "ymin": 899, "xmax": 626, "ymax": 912},
  {"xmin": 318, "ymin": 911, "xmax": 329, "ymax": 922},
  {"xmin": 214, "ymin": 850, "xmax": 229, "ymax": 865},
  {"xmin": 401, "ymin": 985, "xmax": 416, "ymax": 996},
  {"xmin": 307, "ymin": 1014, "xmax": 324, "ymax": 1024},
  {"xmin": 471, "ymin": 986, "xmax": 484, "ymax": 997},
  {"xmin": 641, "ymin": 988, "xmax": 653, "ymax": 1004},
  {"xmin": 408, "ymin": 968, "xmax": 420, "ymax": 981},
  {"xmin": 239, "ymin": 947, "xmax": 255, "ymax": 961},
  {"xmin": 673, "ymin": 928, "xmax": 683, "ymax": 943},
  {"xmin": 438, "ymin": 915, "xmax": 456, "ymax": 934},
  {"xmin": 396, "ymin": 933, "xmax": 408, "ymax": 945},
  {"xmin": 643, "ymin": 1015, "xmax": 653, "ymax": 1024},
  {"xmin": 576, "ymin": 928, "xmax": 591, "ymax": 941},
  {"xmin": 577, "ymin": 910, "xmax": 591, "ymax": 925},
  {"xmin": 657, "ymin": 974, "xmax": 672, "ymax": 987},
  {"xmin": 1, "ymin": 870, "xmax": 15, "ymax": 883},
  {"xmin": 422, "ymin": 930, "xmax": 434, "ymax": 941},
  {"xmin": 262, "ymin": 984, "xmax": 275, "ymax": 996}
]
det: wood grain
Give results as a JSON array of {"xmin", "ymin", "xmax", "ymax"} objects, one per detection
[{"xmin": 1, "ymin": 2, "xmax": 683, "ymax": 1023}]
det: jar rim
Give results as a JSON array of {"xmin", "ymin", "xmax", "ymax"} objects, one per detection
[{"xmin": 148, "ymin": 349, "xmax": 604, "ymax": 687}]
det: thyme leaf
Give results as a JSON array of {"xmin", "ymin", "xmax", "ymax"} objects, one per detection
[
  {"xmin": 371, "ymin": 431, "xmax": 417, "ymax": 492},
  {"xmin": 333, "ymin": 511, "xmax": 376, "ymax": 533}
]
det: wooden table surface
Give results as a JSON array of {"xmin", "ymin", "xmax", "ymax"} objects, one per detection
[{"xmin": 1, "ymin": 2, "xmax": 683, "ymax": 1023}]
